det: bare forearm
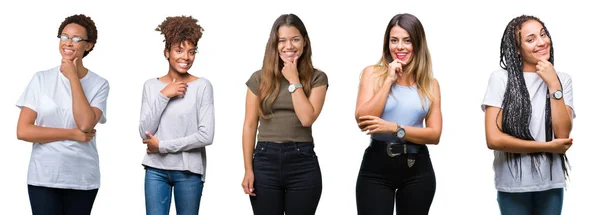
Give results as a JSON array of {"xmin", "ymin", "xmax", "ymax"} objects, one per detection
[
  {"xmin": 550, "ymin": 100, "xmax": 572, "ymax": 138},
  {"xmin": 355, "ymin": 80, "xmax": 393, "ymax": 122},
  {"xmin": 404, "ymin": 126, "xmax": 441, "ymax": 145},
  {"xmin": 547, "ymin": 82, "xmax": 572, "ymax": 137},
  {"xmin": 487, "ymin": 132, "xmax": 551, "ymax": 154},
  {"xmin": 291, "ymin": 91, "xmax": 317, "ymax": 127},
  {"xmin": 17, "ymin": 125, "xmax": 75, "ymax": 143},
  {"xmin": 70, "ymin": 79, "xmax": 96, "ymax": 132},
  {"xmin": 242, "ymin": 126, "xmax": 257, "ymax": 172}
]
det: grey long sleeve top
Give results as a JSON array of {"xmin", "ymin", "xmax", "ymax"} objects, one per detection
[{"xmin": 139, "ymin": 77, "xmax": 215, "ymax": 181}]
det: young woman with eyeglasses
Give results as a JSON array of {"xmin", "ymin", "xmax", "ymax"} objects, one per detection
[{"xmin": 16, "ymin": 14, "xmax": 109, "ymax": 215}]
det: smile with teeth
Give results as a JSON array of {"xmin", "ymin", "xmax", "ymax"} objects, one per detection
[
  {"xmin": 395, "ymin": 52, "xmax": 408, "ymax": 60},
  {"xmin": 178, "ymin": 62, "xmax": 190, "ymax": 68},
  {"xmin": 535, "ymin": 47, "xmax": 548, "ymax": 55},
  {"xmin": 63, "ymin": 49, "xmax": 74, "ymax": 54},
  {"xmin": 283, "ymin": 50, "xmax": 296, "ymax": 57}
]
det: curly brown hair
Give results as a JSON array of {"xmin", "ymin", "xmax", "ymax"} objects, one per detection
[
  {"xmin": 57, "ymin": 14, "xmax": 98, "ymax": 58},
  {"xmin": 156, "ymin": 16, "xmax": 204, "ymax": 55}
]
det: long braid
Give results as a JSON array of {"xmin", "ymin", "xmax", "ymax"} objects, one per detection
[{"xmin": 498, "ymin": 15, "xmax": 570, "ymax": 180}]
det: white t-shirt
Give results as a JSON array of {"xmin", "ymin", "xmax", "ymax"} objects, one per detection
[
  {"xmin": 16, "ymin": 66, "xmax": 109, "ymax": 190},
  {"xmin": 481, "ymin": 69, "xmax": 575, "ymax": 192}
]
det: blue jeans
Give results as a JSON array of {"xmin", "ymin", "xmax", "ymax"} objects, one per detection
[
  {"xmin": 145, "ymin": 167, "xmax": 204, "ymax": 215},
  {"xmin": 497, "ymin": 188, "xmax": 563, "ymax": 215}
]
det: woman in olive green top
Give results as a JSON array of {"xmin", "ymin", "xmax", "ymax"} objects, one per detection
[{"xmin": 240, "ymin": 13, "xmax": 328, "ymax": 215}]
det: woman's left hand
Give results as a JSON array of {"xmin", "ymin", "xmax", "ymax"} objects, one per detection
[
  {"xmin": 143, "ymin": 131, "xmax": 160, "ymax": 153},
  {"xmin": 358, "ymin": 115, "xmax": 397, "ymax": 135}
]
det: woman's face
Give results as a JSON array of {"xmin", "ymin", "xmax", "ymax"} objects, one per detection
[
  {"xmin": 165, "ymin": 40, "xmax": 197, "ymax": 74},
  {"xmin": 388, "ymin": 25, "xmax": 414, "ymax": 65},
  {"xmin": 519, "ymin": 20, "xmax": 551, "ymax": 70},
  {"xmin": 277, "ymin": 25, "xmax": 305, "ymax": 63},
  {"xmin": 58, "ymin": 23, "xmax": 92, "ymax": 60}
]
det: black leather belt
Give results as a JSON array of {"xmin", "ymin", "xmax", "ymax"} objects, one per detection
[{"xmin": 370, "ymin": 139, "xmax": 422, "ymax": 157}]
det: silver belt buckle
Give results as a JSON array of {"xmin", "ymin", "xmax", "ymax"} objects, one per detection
[{"xmin": 386, "ymin": 142, "xmax": 406, "ymax": 157}]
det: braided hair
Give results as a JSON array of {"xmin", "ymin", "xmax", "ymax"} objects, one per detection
[{"xmin": 498, "ymin": 15, "xmax": 569, "ymax": 180}]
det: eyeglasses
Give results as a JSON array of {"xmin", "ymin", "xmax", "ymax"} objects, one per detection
[{"xmin": 57, "ymin": 34, "xmax": 89, "ymax": 43}]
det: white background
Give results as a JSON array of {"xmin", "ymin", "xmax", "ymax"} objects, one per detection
[{"xmin": 0, "ymin": 0, "xmax": 597, "ymax": 214}]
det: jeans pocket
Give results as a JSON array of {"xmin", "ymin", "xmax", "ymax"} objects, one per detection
[
  {"xmin": 253, "ymin": 144, "xmax": 266, "ymax": 159},
  {"xmin": 296, "ymin": 146, "xmax": 317, "ymax": 158}
]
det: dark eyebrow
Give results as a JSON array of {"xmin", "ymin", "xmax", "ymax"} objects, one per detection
[
  {"xmin": 390, "ymin": 36, "xmax": 410, "ymax": 40},
  {"xmin": 60, "ymin": 33, "xmax": 84, "ymax": 38},
  {"xmin": 279, "ymin": 36, "xmax": 301, "ymax": 40}
]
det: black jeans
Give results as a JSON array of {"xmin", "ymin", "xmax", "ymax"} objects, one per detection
[
  {"xmin": 28, "ymin": 185, "xmax": 99, "ymax": 215},
  {"xmin": 356, "ymin": 142, "xmax": 436, "ymax": 215},
  {"xmin": 250, "ymin": 141, "xmax": 322, "ymax": 215}
]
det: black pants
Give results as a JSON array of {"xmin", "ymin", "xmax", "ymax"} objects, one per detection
[
  {"xmin": 28, "ymin": 185, "xmax": 98, "ymax": 215},
  {"xmin": 250, "ymin": 141, "xmax": 322, "ymax": 215},
  {"xmin": 356, "ymin": 143, "xmax": 436, "ymax": 215}
]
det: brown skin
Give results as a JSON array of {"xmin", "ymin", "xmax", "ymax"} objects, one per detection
[
  {"xmin": 142, "ymin": 16, "xmax": 203, "ymax": 153},
  {"xmin": 17, "ymin": 22, "xmax": 101, "ymax": 144},
  {"xmin": 484, "ymin": 20, "xmax": 574, "ymax": 153},
  {"xmin": 241, "ymin": 25, "xmax": 328, "ymax": 196},
  {"xmin": 354, "ymin": 25, "xmax": 442, "ymax": 145}
]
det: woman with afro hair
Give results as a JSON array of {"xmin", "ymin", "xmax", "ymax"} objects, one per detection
[
  {"xmin": 482, "ymin": 15, "xmax": 575, "ymax": 215},
  {"xmin": 138, "ymin": 15, "xmax": 214, "ymax": 215},
  {"xmin": 16, "ymin": 14, "xmax": 109, "ymax": 215}
]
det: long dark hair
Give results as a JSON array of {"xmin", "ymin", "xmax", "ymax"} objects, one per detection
[
  {"xmin": 374, "ymin": 13, "xmax": 434, "ymax": 114},
  {"xmin": 258, "ymin": 14, "xmax": 314, "ymax": 118},
  {"xmin": 499, "ymin": 15, "xmax": 569, "ymax": 180}
]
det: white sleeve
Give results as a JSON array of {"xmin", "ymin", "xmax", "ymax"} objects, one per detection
[
  {"xmin": 559, "ymin": 73, "xmax": 575, "ymax": 119},
  {"xmin": 481, "ymin": 70, "xmax": 507, "ymax": 112},
  {"xmin": 16, "ymin": 73, "xmax": 40, "ymax": 112},
  {"xmin": 90, "ymin": 80, "xmax": 110, "ymax": 124}
]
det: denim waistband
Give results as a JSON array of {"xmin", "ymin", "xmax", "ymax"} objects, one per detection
[{"xmin": 256, "ymin": 141, "xmax": 314, "ymax": 152}]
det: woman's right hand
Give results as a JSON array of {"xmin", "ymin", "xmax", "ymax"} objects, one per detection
[
  {"xmin": 386, "ymin": 59, "xmax": 404, "ymax": 82},
  {"xmin": 72, "ymin": 128, "xmax": 95, "ymax": 142},
  {"xmin": 241, "ymin": 170, "xmax": 256, "ymax": 196},
  {"xmin": 160, "ymin": 79, "xmax": 187, "ymax": 98},
  {"xmin": 547, "ymin": 138, "xmax": 573, "ymax": 154}
]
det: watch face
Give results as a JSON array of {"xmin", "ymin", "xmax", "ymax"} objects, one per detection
[
  {"xmin": 288, "ymin": 84, "xmax": 295, "ymax": 92},
  {"xmin": 555, "ymin": 91, "xmax": 563, "ymax": 99},
  {"xmin": 397, "ymin": 129, "xmax": 405, "ymax": 138}
]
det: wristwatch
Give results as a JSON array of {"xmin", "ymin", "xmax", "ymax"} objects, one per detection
[
  {"xmin": 394, "ymin": 124, "xmax": 405, "ymax": 139},
  {"xmin": 288, "ymin": 83, "xmax": 302, "ymax": 93},
  {"xmin": 548, "ymin": 89, "xmax": 563, "ymax": 100}
]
